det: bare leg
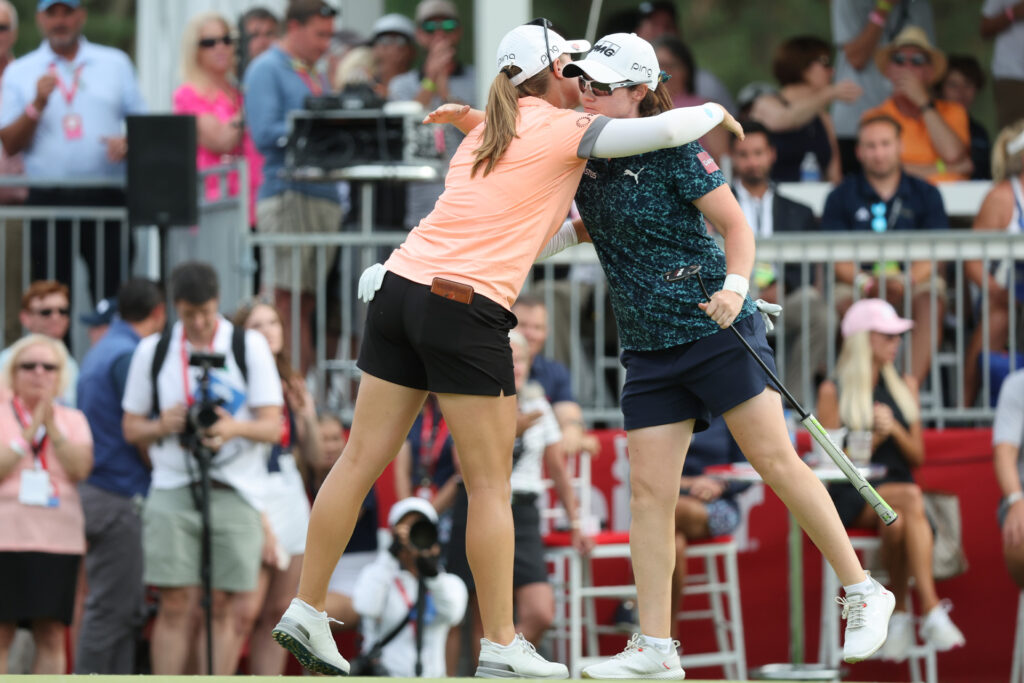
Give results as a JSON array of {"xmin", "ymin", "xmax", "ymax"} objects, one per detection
[
  {"xmin": 297, "ymin": 374, "xmax": 427, "ymax": 609},
  {"xmin": 1005, "ymin": 539, "xmax": 1024, "ymax": 588},
  {"xmin": 724, "ymin": 389, "xmax": 866, "ymax": 586},
  {"xmin": 626, "ymin": 421, "xmax": 692, "ymax": 639},
  {"xmin": 226, "ymin": 566, "xmax": 271, "ymax": 672},
  {"xmin": 31, "ymin": 620, "xmax": 66, "ymax": 674},
  {"xmin": 885, "ymin": 484, "xmax": 941, "ymax": 613},
  {"xmin": 670, "ymin": 532, "xmax": 686, "ymax": 641},
  {"xmin": 193, "ymin": 590, "xmax": 243, "ymax": 675},
  {"xmin": 151, "ymin": 586, "xmax": 200, "ymax": 674},
  {"xmin": 514, "ymin": 582, "xmax": 555, "ymax": 645},
  {"xmin": 250, "ymin": 556, "xmax": 304, "ymax": 674},
  {"xmin": 0, "ymin": 622, "xmax": 14, "ymax": 673},
  {"xmin": 671, "ymin": 496, "xmax": 711, "ymax": 639},
  {"xmin": 445, "ymin": 615, "xmax": 462, "ymax": 676},
  {"xmin": 963, "ymin": 306, "xmax": 1010, "ymax": 407},
  {"xmin": 436, "ymin": 391, "xmax": 518, "ymax": 646}
]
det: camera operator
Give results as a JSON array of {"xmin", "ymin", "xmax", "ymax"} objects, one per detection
[
  {"xmin": 352, "ymin": 497, "xmax": 467, "ymax": 678},
  {"xmin": 120, "ymin": 262, "xmax": 283, "ymax": 675}
]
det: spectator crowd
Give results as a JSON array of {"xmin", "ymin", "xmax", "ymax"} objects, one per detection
[{"xmin": 0, "ymin": 0, "xmax": 1022, "ymax": 677}]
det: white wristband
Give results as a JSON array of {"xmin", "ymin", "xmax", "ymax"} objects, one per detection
[
  {"xmin": 722, "ymin": 273, "xmax": 749, "ymax": 299},
  {"xmin": 537, "ymin": 220, "xmax": 579, "ymax": 260},
  {"xmin": 1006, "ymin": 491, "xmax": 1024, "ymax": 506}
]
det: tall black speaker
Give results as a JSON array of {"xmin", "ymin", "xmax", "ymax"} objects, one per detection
[{"xmin": 126, "ymin": 115, "xmax": 197, "ymax": 226}]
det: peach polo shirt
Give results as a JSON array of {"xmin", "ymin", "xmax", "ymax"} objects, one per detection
[
  {"xmin": 385, "ymin": 97, "xmax": 605, "ymax": 310},
  {"xmin": 862, "ymin": 99, "xmax": 971, "ymax": 183},
  {"xmin": 0, "ymin": 403, "xmax": 92, "ymax": 555}
]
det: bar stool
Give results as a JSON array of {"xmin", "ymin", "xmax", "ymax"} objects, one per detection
[
  {"xmin": 818, "ymin": 529, "xmax": 937, "ymax": 683},
  {"xmin": 545, "ymin": 533, "xmax": 746, "ymax": 679}
]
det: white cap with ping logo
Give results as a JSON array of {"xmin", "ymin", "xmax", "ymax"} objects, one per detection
[
  {"xmin": 496, "ymin": 24, "xmax": 591, "ymax": 86},
  {"xmin": 562, "ymin": 32, "xmax": 660, "ymax": 91}
]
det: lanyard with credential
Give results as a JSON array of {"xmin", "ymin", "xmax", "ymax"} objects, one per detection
[
  {"xmin": 418, "ymin": 402, "xmax": 448, "ymax": 480},
  {"xmin": 290, "ymin": 59, "xmax": 324, "ymax": 96},
  {"xmin": 180, "ymin": 321, "xmax": 219, "ymax": 407},
  {"xmin": 11, "ymin": 398, "xmax": 56, "ymax": 496},
  {"xmin": 49, "ymin": 62, "xmax": 84, "ymax": 106}
]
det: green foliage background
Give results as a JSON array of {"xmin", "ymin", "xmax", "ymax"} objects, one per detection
[{"xmin": 7, "ymin": 1, "xmax": 998, "ymax": 133}]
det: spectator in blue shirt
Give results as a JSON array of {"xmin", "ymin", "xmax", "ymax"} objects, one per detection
[
  {"xmin": 512, "ymin": 294, "xmax": 600, "ymax": 458},
  {"xmin": 0, "ymin": 0, "xmax": 146, "ymax": 305},
  {"xmin": 243, "ymin": 0, "xmax": 342, "ymax": 376},
  {"xmin": 821, "ymin": 114, "xmax": 949, "ymax": 385},
  {"xmin": 73, "ymin": 278, "xmax": 165, "ymax": 674}
]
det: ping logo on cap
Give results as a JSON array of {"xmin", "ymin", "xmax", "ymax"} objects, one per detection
[
  {"xmin": 498, "ymin": 52, "xmax": 516, "ymax": 66},
  {"xmin": 590, "ymin": 41, "xmax": 620, "ymax": 57},
  {"xmin": 631, "ymin": 63, "xmax": 653, "ymax": 78}
]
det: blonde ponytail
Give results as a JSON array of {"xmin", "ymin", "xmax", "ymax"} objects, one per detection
[
  {"xmin": 837, "ymin": 330, "xmax": 920, "ymax": 430},
  {"xmin": 992, "ymin": 118, "xmax": 1024, "ymax": 183},
  {"xmin": 471, "ymin": 66, "xmax": 550, "ymax": 178}
]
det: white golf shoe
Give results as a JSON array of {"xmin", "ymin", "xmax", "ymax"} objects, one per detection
[
  {"xmin": 878, "ymin": 610, "xmax": 913, "ymax": 662},
  {"xmin": 272, "ymin": 598, "xmax": 349, "ymax": 675},
  {"xmin": 838, "ymin": 574, "xmax": 896, "ymax": 663},
  {"xmin": 475, "ymin": 633, "xmax": 569, "ymax": 678},
  {"xmin": 581, "ymin": 633, "xmax": 686, "ymax": 679}
]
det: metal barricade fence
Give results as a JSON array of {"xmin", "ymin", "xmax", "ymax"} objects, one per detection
[{"xmin": 247, "ymin": 229, "xmax": 1024, "ymax": 427}]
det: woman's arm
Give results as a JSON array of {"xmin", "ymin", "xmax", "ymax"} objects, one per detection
[
  {"xmin": 817, "ymin": 380, "xmax": 841, "ymax": 429},
  {"xmin": 591, "ymin": 103, "xmax": 741, "ymax": 158},
  {"xmin": 196, "ymin": 112, "xmax": 244, "ymax": 155},
  {"xmin": 692, "ymin": 185, "xmax": 756, "ymax": 328},
  {"xmin": 981, "ymin": 1, "xmax": 1024, "ymax": 38},
  {"xmin": 0, "ymin": 442, "xmax": 23, "ymax": 480},
  {"xmin": 543, "ymin": 442, "xmax": 591, "ymax": 554},
  {"xmin": 965, "ymin": 184, "xmax": 1013, "ymax": 290},
  {"xmin": 822, "ymin": 113, "xmax": 843, "ymax": 185},
  {"xmin": 882, "ymin": 376, "xmax": 925, "ymax": 467},
  {"xmin": 47, "ymin": 412, "xmax": 93, "ymax": 482},
  {"xmin": 423, "ymin": 104, "xmax": 481, "ymax": 134}
]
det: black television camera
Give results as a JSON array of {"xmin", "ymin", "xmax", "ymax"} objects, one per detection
[
  {"xmin": 390, "ymin": 515, "xmax": 440, "ymax": 578},
  {"xmin": 180, "ymin": 351, "xmax": 227, "ymax": 452}
]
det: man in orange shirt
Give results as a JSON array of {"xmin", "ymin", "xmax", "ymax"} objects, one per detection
[{"xmin": 862, "ymin": 26, "xmax": 972, "ymax": 183}]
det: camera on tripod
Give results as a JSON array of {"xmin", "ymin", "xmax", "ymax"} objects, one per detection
[{"xmin": 181, "ymin": 351, "xmax": 227, "ymax": 450}]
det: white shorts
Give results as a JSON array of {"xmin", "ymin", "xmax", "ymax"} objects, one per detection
[
  {"xmin": 328, "ymin": 551, "xmax": 377, "ymax": 597},
  {"xmin": 260, "ymin": 454, "xmax": 311, "ymax": 557}
]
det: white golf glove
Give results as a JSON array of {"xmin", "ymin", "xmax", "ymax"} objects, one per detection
[
  {"xmin": 755, "ymin": 298, "xmax": 783, "ymax": 332},
  {"xmin": 358, "ymin": 263, "xmax": 387, "ymax": 303}
]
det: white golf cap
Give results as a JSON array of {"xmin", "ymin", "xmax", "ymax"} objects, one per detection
[
  {"xmin": 496, "ymin": 24, "xmax": 591, "ymax": 86},
  {"xmin": 563, "ymin": 32, "xmax": 660, "ymax": 91},
  {"xmin": 388, "ymin": 497, "xmax": 438, "ymax": 528},
  {"xmin": 372, "ymin": 13, "xmax": 416, "ymax": 42}
]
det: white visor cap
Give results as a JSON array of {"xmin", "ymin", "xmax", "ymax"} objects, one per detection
[
  {"xmin": 562, "ymin": 32, "xmax": 660, "ymax": 91},
  {"xmin": 496, "ymin": 24, "xmax": 591, "ymax": 86}
]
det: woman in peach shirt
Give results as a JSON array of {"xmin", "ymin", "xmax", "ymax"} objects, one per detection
[{"xmin": 0, "ymin": 334, "xmax": 93, "ymax": 674}]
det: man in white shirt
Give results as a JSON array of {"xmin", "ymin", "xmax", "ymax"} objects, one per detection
[
  {"xmin": 121, "ymin": 262, "xmax": 283, "ymax": 675},
  {"xmin": 353, "ymin": 498, "xmax": 467, "ymax": 678}
]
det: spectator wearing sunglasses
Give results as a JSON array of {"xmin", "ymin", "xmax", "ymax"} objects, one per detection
[
  {"xmin": 244, "ymin": 0, "xmax": 342, "ymax": 377},
  {"xmin": 0, "ymin": 333, "xmax": 93, "ymax": 675},
  {"xmin": 861, "ymin": 26, "xmax": 971, "ymax": 183},
  {"xmin": 174, "ymin": 12, "xmax": 263, "ymax": 228},
  {"xmin": 748, "ymin": 35, "xmax": 862, "ymax": 184},
  {"xmin": 388, "ymin": 0, "xmax": 477, "ymax": 230},
  {"xmin": 278, "ymin": 18, "xmax": 738, "ymax": 678},
  {"xmin": 0, "ymin": 281, "xmax": 77, "ymax": 406},
  {"xmin": 821, "ymin": 114, "xmax": 948, "ymax": 386}
]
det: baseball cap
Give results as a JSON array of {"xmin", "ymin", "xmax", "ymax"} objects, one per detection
[
  {"xmin": 38, "ymin": 0, "xmax": 80, "ymax": 9},
  {"xmin": 415, "ymin": 0, "xmax": 457, "ymax": 22},
  {"xmin": 388, "ymin": 497, "xmax": 438, "ymax": 528},
  {"xmin": 496, "ymin": 23, "xmax": 591, "ymax": 87},
  {"xmin": 563, "ymin": 32, "xmax": 659, "ymax": 91},
  {"xmin": 841, "ymin": 298, "xmax": 914, "ymax": 338},
  {"xmin": 80, "ymin": 297, "xmax": 117, "ymax": 327},
  {"xmin": 372, "ymin": 13, "xmax": 415, "ymax": 43}
]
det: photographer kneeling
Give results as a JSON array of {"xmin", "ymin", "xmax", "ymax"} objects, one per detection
[
  {"xmin": 121, "ymin": 262, "xmax": 283, "ymax": 675},
  {"xmin": 352, "ymin": 498, "xmax": 467, "ymax": 678}
]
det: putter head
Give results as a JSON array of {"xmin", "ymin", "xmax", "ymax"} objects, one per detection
[{"xmin": 663, "ymin": 264, "xmax": 701, "ymax": 282}]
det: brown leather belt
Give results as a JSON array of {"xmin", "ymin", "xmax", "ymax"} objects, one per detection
[{"xmin": 430, "ymin": 277, "xmax": 474, "ymax": 304}]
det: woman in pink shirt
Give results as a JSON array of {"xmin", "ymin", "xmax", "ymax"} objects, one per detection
[
  {"xmin": 273, "ymin": 21, "xmax": 740, "ymax": 679},
  {"xmin": 0, "ymin": 334, "xmax": 93, "ymax": 674},
  {"xmin": 173, "ymin": 12, "xmax": 263, "ymax": 225}
]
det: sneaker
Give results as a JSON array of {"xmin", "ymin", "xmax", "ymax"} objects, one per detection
[
  {"xmin": 272, "ymin": 598, "xmax": 349, "ymax": 676},
  {"xmin": 878, "ymin": 611, "xmax": 913, "ymax": 662},
  {"xmin": 476, "ymin": 633, "xmax": 569, "ymax": 678},
  {"xmin": 581, "ymin": 633, "xmax": 686, "ymax": 680},
  {"xmin": 837, "ymin": 574, "xmax": 895, "ymax": 663},
  {"xmin": 613, "ymin": 600, "xmax": 641, "ymax": 634},
  {"xmin": 920, "ymin": 600, "xmax": 966, "ymax": 651}
]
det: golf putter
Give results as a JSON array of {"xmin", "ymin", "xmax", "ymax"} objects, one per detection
[{"xmin": 664, "ymin": 264, "xmax": 897, "ymax": 526}]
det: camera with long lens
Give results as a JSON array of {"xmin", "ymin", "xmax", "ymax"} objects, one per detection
[
  {"xmin": 393, "ymin": 516, "xmax": 440, "ymax": 577},
  {"xmin": 180, "ymin": 351, "xmax": 227, "ymax": 452}
]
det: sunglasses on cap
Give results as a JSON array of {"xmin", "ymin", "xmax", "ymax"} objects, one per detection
[
  {"xmin": 527, "ymin": 17, "xmax": 555, "ymax": 74},
  {"xmin": 30, "ymin": 307, "xmax": 70, "ymax": 317},
  {"xmin": 815, "ymin": 54, "xmax": 833, "ymax": 68},
  {"xmin": 421, "ymin": 18, "xmax": 459, "ymax": 33},
  {"xmin": 890, "ymin": 52, "xmax": 929, "ymax": 67},
  {"xmin": 198, "ymin": 35, "xmax": 233, "ymax": 48},
  {"xmin": 577, "ymin": 76, "xmax": 643, "ymax": 97},
  {"xmin": 18, "ymin": 361, "xmax": 59, "ymax": 373}
]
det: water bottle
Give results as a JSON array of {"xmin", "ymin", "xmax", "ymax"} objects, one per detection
[{"xmin": 799, "ymin": 151, "xmax": 821, "ymax": 182}]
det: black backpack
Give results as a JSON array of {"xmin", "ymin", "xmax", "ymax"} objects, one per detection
[{"xmin": 150, "ymin": 325, "xmax": 248, "ymax": 417}]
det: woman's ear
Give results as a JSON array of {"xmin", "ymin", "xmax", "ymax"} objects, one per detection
[{"xmin": 633, "ymin": 85, "xmax": 648, "ymax": 103}]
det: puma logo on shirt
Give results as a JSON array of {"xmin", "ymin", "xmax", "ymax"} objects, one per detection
[{"xmin": 623, "ymin": 167, "xmax": 646, "ymax": 184}]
